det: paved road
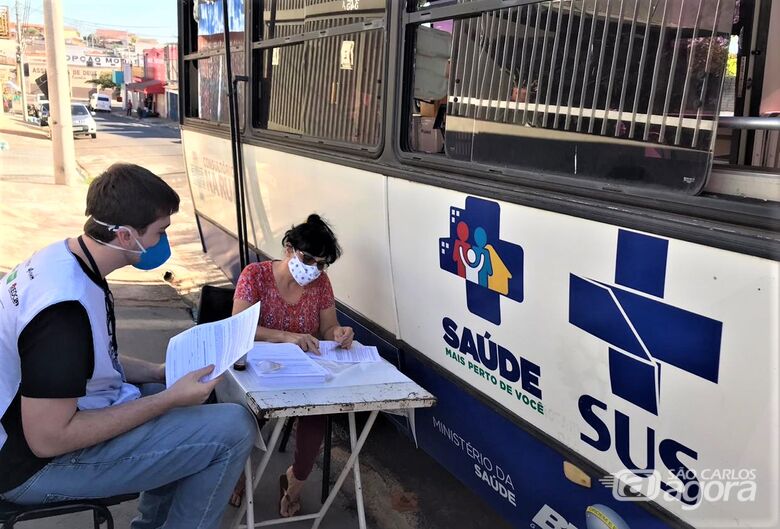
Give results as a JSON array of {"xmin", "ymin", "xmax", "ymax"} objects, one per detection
[
  {"xmin": 75, "ymin": 110, "xmax": 190, "ymax": 210},
  {"xmin": 73, "ymin": 110, "xmax": 229, "ymax": 304}
]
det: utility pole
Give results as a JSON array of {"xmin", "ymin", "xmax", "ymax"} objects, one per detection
[
  {"xmin": 43, "ymin": 0, "xmax": 76, "ymax": 185},
  {"xmin": 14, "ymin": 0, "xmax": 28, "ymax": 121}
]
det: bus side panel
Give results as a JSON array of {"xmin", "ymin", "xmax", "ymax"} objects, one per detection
[
  {"xmin": 240, "ymin": 144, "xmax": 399, "ymax": 337},
  {"xmin": 405, "ymin": 353, "xmax": 672, "ymax": 529},
  {"xmin": 181, "ymin": 130, "xmax": 245, "ymax": 248},
  {"xmin": 388, "ymin": 177, "xmax": 779, "ymax": 528}
]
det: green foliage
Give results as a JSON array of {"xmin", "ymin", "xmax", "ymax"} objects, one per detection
[
  {"xmin": 86, "ymin": 72, "xmax": 117, "ymax": 90},
  {"xmin": 726, "ymin": 55, "xmax": 738, "ymax": 78}
]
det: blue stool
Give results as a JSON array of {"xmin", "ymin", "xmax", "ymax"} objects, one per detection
[{"xmin": 0, "ymin": 493, "xmax": 138, "ymax": 528}]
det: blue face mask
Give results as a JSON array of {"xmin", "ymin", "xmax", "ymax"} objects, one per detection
[
  {"xmin": 91, "ymin": 219, "xmax": 171, "ymax": 270},
  {"xmin": 134, "ymin": 233, "xmax": 171, "ymax": 270}
]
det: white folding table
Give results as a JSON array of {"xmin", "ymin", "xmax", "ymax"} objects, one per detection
[{"xmin": 216, "ymin": 363, "xmax": 436, "ymax": 529}]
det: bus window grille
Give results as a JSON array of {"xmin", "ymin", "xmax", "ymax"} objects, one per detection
[
  {"xmin": 553, "ymin": 0, "xmax": 577, "ymax": 129},
  {"xmin": 513, "ymin": 4, "xmax": 533, "ymax": 124},
  {"xmin": 523, "ymin": 5, "xmax": 543, "ymax": 126},
  {"xmin": 543, "ymin": 0, "xmax": 566, "ymax": 129},
  {"xmin": 628, "ymin": 0, "xmax": 655, "ymax": 139},
  {"xmin": 532, "ymin": 1, "xmax": 553, "ymax": 128},
  {"xmin": 600, "ymin": 0, "xmax": 626, "ymax": 136},
  {"xmin": 442, "ymin": 0, "xmax": 730, "ymax": 153},
  {"xmin": 614, "ymin": 0, "xmax": 640, "ymax": 137},
  {"xmin": 692, "ymin": 0, "xmax": 724, "ymax": 149},
  {"xmin": 658, "ymin": 0, "xmax": 687, "ymax": 143},
  {"xmin": 502, "ymin": 6, "xmax": 522, "ymax": 124}
]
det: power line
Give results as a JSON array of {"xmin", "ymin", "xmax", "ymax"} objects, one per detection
[{"xmin": 27, "ymin": 7, "xmax": 176, "ymax": 31}]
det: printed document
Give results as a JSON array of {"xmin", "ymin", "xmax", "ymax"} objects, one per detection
[
  {"xmin": 247, "ymin": 342, "xmax": 329, "ymax": 386},
  {"xmin": 165, "ymin": 302, "xmax": 260, "ymax": 387},
  {"xmin": 314, "ymin": 340, "xmax": 381, "ymax": 363}
]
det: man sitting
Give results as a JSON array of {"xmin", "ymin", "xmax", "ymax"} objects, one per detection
[{"xmin": 0, "ymin": 163, "xmax": 255, "ymax": 529}]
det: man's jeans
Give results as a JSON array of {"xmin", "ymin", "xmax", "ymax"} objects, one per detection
[{"xmin": 0, "ymin": 386, "xmax": 255, "ymax": 529}]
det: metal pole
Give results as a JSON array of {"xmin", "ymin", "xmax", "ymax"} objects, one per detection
[
  {"xmin": 14, "ymin": 0, "xmax": 28, "ymax": 122},
  {"xmin": 222, "ymin": 0, "xmax": 249, "ymax": 270},
  {"xmin": 718, "ymin": 116, "xmax": 780, "ymax": 130},
  {"xmin": 42, "ymin": 0, "xmax": 76, "ymax": 185}
]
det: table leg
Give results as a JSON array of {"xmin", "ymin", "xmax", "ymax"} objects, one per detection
[
  {"xmin": 348, "ymin": 413, "xmax": 367, "ymax": 529},
  {"xmin": 312, "ymin": 411, "xmax": 378, "ymax": 529},
  {"xmin": 245, "ymin": 458, "xmax": 255, "ymax": 529},
  {"xmin": 234, "ymin": 418, "xmax": 287, "ymax": 529}
]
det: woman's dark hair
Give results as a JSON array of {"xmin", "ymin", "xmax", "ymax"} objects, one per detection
[
  {"xmin": 84, "ymin": 163, "xmax": 180, "ymax": 242},
  {"xmin": 282, "ymin": 214, "xmax": 342, "ymax": 264}
]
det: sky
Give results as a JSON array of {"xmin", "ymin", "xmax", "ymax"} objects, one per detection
[{"xmin": 24, "ymin": 0, "xmax": 179, "ymax": 42}]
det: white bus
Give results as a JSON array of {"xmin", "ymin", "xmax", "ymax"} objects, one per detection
[{"xmin": 178, "ymin": 1, "xmax": 779, "ymax": 527}]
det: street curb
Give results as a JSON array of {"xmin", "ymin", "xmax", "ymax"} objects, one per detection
[
  {"xmin": 108, "ymin": 110, "xmax": 181, "ymax": 131},
  {"xmin": 76, "ymin": 161, "xmax": 93, "ymax": 182}
]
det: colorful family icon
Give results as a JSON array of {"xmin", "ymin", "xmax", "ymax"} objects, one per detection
[
  {"xmin": 439, "ymin": 197, "xmax": 525, "ymax": 325},
  {"xmin": 452, "ymin": 221, "xmax": 511, "ymax": 295}
]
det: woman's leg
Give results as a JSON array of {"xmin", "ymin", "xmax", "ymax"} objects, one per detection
[
  {"xmin": 280, "ymin": 415, "xmax": 327, "ymax": 516},
  {"xmin": 292, "ymin": 415, "xmax": 327, "ymax": 480}
]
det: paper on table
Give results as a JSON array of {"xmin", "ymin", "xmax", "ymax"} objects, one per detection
[
  {"xmin": 165, "ymin": 302, "xmax": 260, "ymax": 387},
  {"xmin": 247, "ymin": 342, "xmax": 329, "ymax": 386},
  {"xmin": 313, "ymin": 340, "xmax": 381, "ymax": 363}
]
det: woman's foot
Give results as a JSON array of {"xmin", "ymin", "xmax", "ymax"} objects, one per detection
[
  {"xmin": 229, "ymin": 472, "xmax": 246, "ymax": 507},
  {"xmin": 279, "ymin": 466, "xmax": 304, "ymax": 517}
]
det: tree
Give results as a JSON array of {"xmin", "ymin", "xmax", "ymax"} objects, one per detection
[{"xmin": 86, "ymin": 72, "xmax": 117, "ymax": 90}]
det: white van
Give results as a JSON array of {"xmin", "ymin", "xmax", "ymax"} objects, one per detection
[{"xmin": 89, "ymin": 93, "xmax": 111, "ymax": 112}]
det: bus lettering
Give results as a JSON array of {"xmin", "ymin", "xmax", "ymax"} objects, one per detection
[
  {"xmin": 579, "ymin": 394, "xmax": 701, "ymax": 506},
  {"xmin": 441, "ymin": 317, "xmax": 542, "ymax": 401}
]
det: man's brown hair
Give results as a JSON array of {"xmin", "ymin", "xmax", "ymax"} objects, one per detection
[{"xmin": 84, "ymin": 163, "xmax": 180, "ymax": 243}]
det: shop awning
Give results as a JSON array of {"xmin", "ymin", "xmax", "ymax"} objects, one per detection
[{"xmin": 126, "ymin": 79, "xmax": 166, "ymax": 95}]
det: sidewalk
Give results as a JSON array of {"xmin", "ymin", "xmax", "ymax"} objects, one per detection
[{"xmin": 0, "ymin": 111, "xmax": 226, "ymax": 308}]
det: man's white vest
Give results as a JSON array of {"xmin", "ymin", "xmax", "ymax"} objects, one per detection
[{"xmin": 0, "ymin": 240, "xmax": 140, "ymax": 448}]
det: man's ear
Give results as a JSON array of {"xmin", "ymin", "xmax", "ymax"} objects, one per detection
[{"xmin": 113, "ymin": 227, "xmax": 133, "ymax": 247}]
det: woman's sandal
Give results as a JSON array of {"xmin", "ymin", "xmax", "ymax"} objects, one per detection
[
  {"xmin": 279, "ymin": 473, "xmax": 302, "ymax": 517},
  {"xmin": 228, "ymin": 474, "xmax": 246, "ymax": 508}
]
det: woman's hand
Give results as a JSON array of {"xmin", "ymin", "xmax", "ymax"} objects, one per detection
[
  {"xmin": 284, "ymin": 332, "xmax": 320, "ymax": 354},
  {"xmin": 333, "ymin": 326, "xmax": 354, "ymax": 349}
]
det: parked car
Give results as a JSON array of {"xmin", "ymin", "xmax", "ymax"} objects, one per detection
[
  {"xmin": 72, "ymin": 103, "xmax": 97, "ymax": 138},
  {"xmin": 47, "ymin": 103, "xmax": 97, "ymax": 139},
  {"xmin": 89, "ymin": 93, "xmax": 112, "ymax": 112}
]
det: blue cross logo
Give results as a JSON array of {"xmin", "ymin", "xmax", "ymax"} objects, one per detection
[
  {"xmin": 439, "ymin": 197, "xmax": 524, "ymax": 325},
  {"xmin": 569, "ymin": 230, "xmax": 723, "ymax": 415}
]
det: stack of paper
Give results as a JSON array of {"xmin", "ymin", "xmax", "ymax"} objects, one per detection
[
  {"xmin": 248, "ymin": 342, "xmax": 330, "ymax": 387},
  {"xmin": 165, "ymin": 302, "xmax": 260, "ymax": 387},
  {"xmin": 313, "ymin": 340, "xmax": 382, "ymax": 363}
]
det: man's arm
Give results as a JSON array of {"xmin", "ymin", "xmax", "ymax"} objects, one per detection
[
  {"xmin": 21, "ymin": 365, "xmax": 219, "ymax": 458},
  {"xmin": 119, "ymin": 354, "xmax": 165, "ymax": 384},
  {"xmin": 16, "ymin": 302, "xmax": 215, "ymax": 458}
]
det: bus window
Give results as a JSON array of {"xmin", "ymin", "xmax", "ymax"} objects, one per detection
[
  {"xmin": 404, "ymin": 1, "xmax": 739, "ymax": 194},
  {"xmin": 185, "ymin": 52, "xmax": 246, "ymax": 124},
  {"xmin": 182, "ymin": 0, "xmax": 247, "ymax": 126},
  {"xmin": 251, "ymin": 1, "xmax": 386, "ymax": 149},
  {"xmin": 193, "ymin": 0, "xmax": 245, "ymax": 52},
  {"xmin": 255, "ymin": 0, "xmax": 386, "ymax": 41}
]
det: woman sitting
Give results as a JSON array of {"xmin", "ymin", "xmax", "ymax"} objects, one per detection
[{"xmin": 231, "ymin": 214, "xmax": 354, "ymax": 517}]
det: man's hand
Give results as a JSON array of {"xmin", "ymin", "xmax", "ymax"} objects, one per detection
[
  {"xmin": 163, "ymin": 365, "xmax": 221, "ymax": 407},
  {"xmin": 155, "ymin": 363, "xmax": 166, "ymax": 383},
  {"xmin": 284, "ymin": 332, "xmax": 320, "ymax": 354},
  {"xmin": 333, "ymin": 326, "xmax": 354, "ymax": 349}
]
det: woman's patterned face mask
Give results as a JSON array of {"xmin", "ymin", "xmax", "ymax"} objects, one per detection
[{"xmin": 288, "ymin": 253, "xmax": 322, "ymax": 286}]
